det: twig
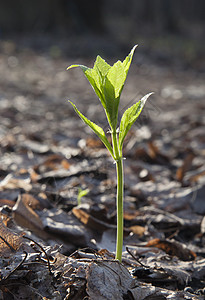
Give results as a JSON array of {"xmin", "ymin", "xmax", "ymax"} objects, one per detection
[
  {"xmin": 0, "ymin": 234, "xmax": 16, "ymax": 252},
  {"xmin": 23, "ymin": 236, "xmax": 52, "ymax": 275},
  {"xmin": 126, "ymin": 246, "xmax": 148, "ymax": 268},
  {"xmin": 1, "ymin": 251, "xmax": 28, "ymax": 282}
]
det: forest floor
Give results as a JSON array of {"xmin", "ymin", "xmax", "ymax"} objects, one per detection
[{"xmin": 0, "ymin": 35, "xmax": 205, "ymax": 299}]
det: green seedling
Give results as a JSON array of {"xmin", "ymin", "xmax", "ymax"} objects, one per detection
[
  {"xmin": 67, "ymin": 45, "xmax": 152, "ymax": 261},
  {"xmin": 77, "ymin": 187, "xmax": 89, "ymax": 205}
]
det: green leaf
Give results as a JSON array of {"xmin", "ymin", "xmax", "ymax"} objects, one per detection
[
  {"xmin": 119, "ymin": 93, "xmax": 153, "ymax": 151},
  {"xmin": 77, "ymin": 187, "xmax": 89, "ymax": 205},
  {"xmin": 94, "ymin": 55, "xmax": 111, "ymax": 80},
  {"xmin": 107, "ymin": 44, "xmax": 138, "ymax": 101},
  {"xmin": 67, "ymin": 46, "xmax": 138, "ymax": 131},
  {"xmin": 103, "ymin": 62, "xmax": 123, "ymax": 129},
  {"xmin": 122, "ymin": 45, "xmax": 138, "ymax": 74},
  {"xmin": 103, "ymin": 45, "xmax": 138, "ymax": 129},
  {"xmin": 69, "ymin": 101, "xmax": 114, "ymax": 158},
  {"xmin": 78, "ymin": 188, "xmax": 89, "ymax": 198},
  {"xmin": 67, "ymin": 64, "xmax": 105, "ymax": 108}
]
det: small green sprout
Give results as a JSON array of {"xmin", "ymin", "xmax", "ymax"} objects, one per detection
[
  {"xmin": 77, "ymin": 187, "xmax": 89, "ymax": 206},
  {"xmin": 67, "ymin": 45, "xmax": 152, "ymax": 261}
]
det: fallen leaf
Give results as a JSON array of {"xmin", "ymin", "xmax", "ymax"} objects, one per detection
[
  {"xmin": 72, "ymin": 207, "xmax": 117, "ymax": 232},
  {"xmin": 146, "ymin": 238, "xmax": 196, "ymax": 261},
  {"xmin": 189, "ymin": 169, "xmax": 205, "ymax": 184},
  {"xmin": 0, "ymin": 174, "xmax": 32, "ymax": 192},
  {"xmin": 124, "ymin": 210, "xmax": 141, "ymax": 221},
  {"xmin": 86, "ymin": 260, "xmax": 133, "ymax": 300},
  {"xmin": 176, "ymin": 150, "xmax": 195, "ymax": 183},
  {"xmin": 33, "ymin": 154, "xmax": 70, "ymax": 174},
  {"xmin": 0, "ymin": 219, "xmax": 23, "ymax": 257},
  {"xmin": 86, "ymin": 137, "xmax": 104, "ymax": 148},
  {"xmin": 0, "ymin": 199, "xmax": 15, "ymax": 207},
  {"xmin": 129, "ymin": 225, "xmax": 145, "ymax": 237},
  {"xmin": 12, "ymin": 193, "xmax": 47, "ymax": 239}
]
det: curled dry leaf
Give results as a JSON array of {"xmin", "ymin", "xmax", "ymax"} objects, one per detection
[
  {"xmin": 0, "ymin": 219, "xmax": 23, "ymax": 257},
  {"xmin": 146, "ymin": 238, "xmax": 196, "ymax": 261},
  {"xmin": 0, "ymin": 199, "xmax": 16, "ymax": 207},
  {"xmin": 72, "ymin": 207, "xmax": 117, "ymax": 232},
  {"xmin": 12, "ymin": 193, "xmax": 47, "ymax": 239}
]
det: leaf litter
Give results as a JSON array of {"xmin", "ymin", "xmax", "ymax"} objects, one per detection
[{"xmin": 0, "ymin": 39, "xmax": 205, "ymax": 299}]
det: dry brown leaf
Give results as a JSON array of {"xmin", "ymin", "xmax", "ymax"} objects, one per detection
[
  {"xmin": 0, "ymin": 219, "xmax": 23, "ymax": 257},
  {"xmin": 189, "ymin": 170, "xmax": 205, "ymax": 183},
  {"xmin": 124, "ymin": 210, "xmax": 140, "ymax": 221},
  {"xmin": 72, "ymin": 207, "xmax": 91, "ymax": 225},
  {"xmin": 146, "ymin": 238, "xmax": 196, "ymax": 261},
  {"xmin": 148, "ymin": 141, "xmax": 160, "ymax": 159},
  {"xmin": 0, "ymin": 199, "xmax": 15, "ymax": 207},
  {"xmin": 72, "ymin": 207, "xmax": 116, "ymax": 232},
  {"xmin": 86, "ymin": 137, "xmax": 104, "ymax": 148},
  {"xmin": 0, "ymin": 214, "xmax": 9, "ymax": 227},
  {"xmin": 29, "ymin": 169, "xmax": 39, "ymax": 182},
  {"xmin": 12, "ymin": 193, "xmax": 48, "ymax": 239},
  {"xmin": 129, "ymin": 225, "xmax": 145, "ymax": 237},
  {"xmin": 33, "ymin": 154, "xmax": 70, "ymax": 174},
  {"xmin": 22, "ymin": 193, "xmax": 43, "ymax": 210},
  {"xmin": 98, "ymin": 248, "xmax": 115, "ymax": 259},
  {"xmin": 176, "ymin": 150, "xmax": 195, "ymax": 183}
]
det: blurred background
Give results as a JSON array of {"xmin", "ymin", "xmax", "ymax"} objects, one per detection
[{"xmin": 0, "ymin": 0, "xmax": 205, "ymax": 70}]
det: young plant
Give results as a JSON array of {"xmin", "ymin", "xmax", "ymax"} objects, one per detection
[
  {"xmin": 77, "ymin": 187, "xmax": 89, "ymax": 206},
  {"xmin": 67, "ymin": 45, "xmax": 152, "ymax": 261}
]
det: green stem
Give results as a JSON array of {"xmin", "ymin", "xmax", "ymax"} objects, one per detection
[
  {"xmin": 112, "ymin": 130, "xmax": 124, "ymax": 262},
  {"xmin": 115, "ymin": 157, "xmax": 124, "ymax": 261}
]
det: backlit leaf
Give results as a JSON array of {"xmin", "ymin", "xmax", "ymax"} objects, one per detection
[
  {"xmin": 69, "ymin": 101, "xmax": 114, "ymax": 158},
  {"xmin": 67, "ymin": 64, "xmax": 105, "ymax": 108},
  {"xmin": 119, "ymin": 93, "xmax": 153, "ymax": 152},
  {"xmin": 103, "ymin": 45, "xmax": 138, "ymax": 129},
  {"xmin": 94, "ymin": 55, "xmax": 111, "ymax": 80},
  {"xmin": 122, "ymin": 45, "xmax": 138, "ymax": 74},
  {"xmin": 67, "ymin": 46, "xmax": 138, "ymax": 130}
]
